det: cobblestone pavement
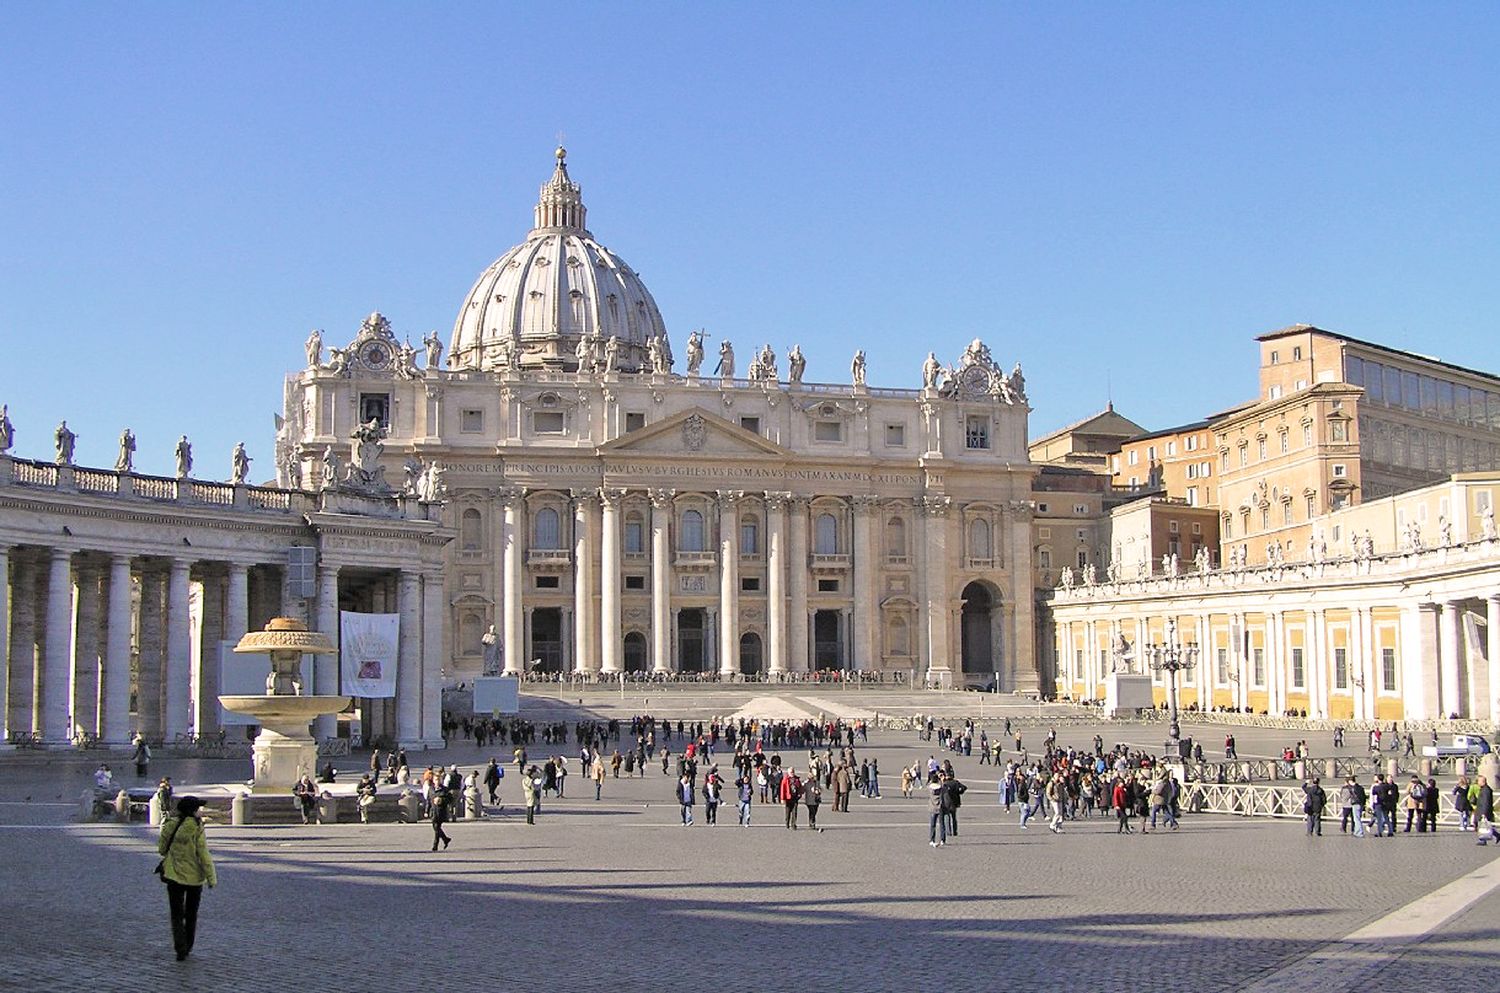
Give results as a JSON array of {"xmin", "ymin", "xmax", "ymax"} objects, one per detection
[{"xmin": 2, "ymin": 692, "xmax": 1496, "ymax": 992}]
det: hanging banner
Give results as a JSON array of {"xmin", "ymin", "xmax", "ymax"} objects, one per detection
[{"xmin": 340, "ymin": 611, "xmax": 399, "ymax": 698}]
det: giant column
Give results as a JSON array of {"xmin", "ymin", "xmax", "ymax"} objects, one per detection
[
  {"xmin": 1008, "ymin": 503, "xmax": 1039, "ymax": 693},
  {"xmin": 101, "ymin": 554, "xmax": 133, "ymax": 745},
  {"xmin": 163, "ymin": 558, "xmax": 194, "ymax": 739},
  {"xmin": 71, "ymin": 563, "xmax": 102, "ymax": 736},
  {"xmin": 313, "ymin": 563, "xmax": 340, "ymax": 740},
  {"xmin": 40, "ymin": 549, "xmax": 74, "ymax": 743},
  {"xmin": 501, "ymin": 488, "xmax": 524, "ymax": 676},
  {"xmin": 572, "ymin": 490, "xmax": 598, "ymax": 675},
  {"xmin": 1309, "ymin": 609, "xmax": 1328, "ymax": 719},
  {"xmin": 649, "ymin": 489, "xmax": 674, "ymax": 673},
  {"xmin": 1438, "ymin": 600, "xmax": 1462, "ymax": 718},
  {"xmin": 1487, "ymin": 595, "xmax": 1500, "ymax": 726},
  {"xmin": 920, "ymin": 495, "xmax": 952, "ymax": 685},
  {"xmin": 6, "ymin": 555, "xmax": 37, "ymax": 738},
  {"xmin": 1400, "ymin": 603, "xmax": 1438, "ymax": 720},
  {"xmin": 421, "ymin": 570, "xmax": 445, "ymax": 745},
  {"xmin": 396, "ymin": 570, "xmax": 422, "ymax": 744},
  {"xmin": 136, "ymin": 569, "xmax": 164, "ymax": 737},
  {"xmin": 599, "ymin": 488, "xmax": 623, "ymax": 675},
  {"xmin": 207, "ymin": 561, "xmax": 250, "ymax": 735},
  {"xmin": 717, "ymin": 490, "xmax": 741, "ymax": 677},
  {"xmin": 0, "ymin": 547, "xmax": 9, "ymax": 737},
  {"xmin": 851, "ymin": 496, "xmax": 878, "ymax": 672},
  {"xmin": 765, "ymin": 493, "xmax": 789, "ymax": 675},
  {"xmin": 1349, "ymin": 605, "xmax": 1367, "ymax": 721},
  {"xmin": 787, "ymin": 496, "xmax": 810, "ymax": 673}
]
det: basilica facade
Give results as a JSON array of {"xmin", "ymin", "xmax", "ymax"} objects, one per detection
[{"xmin": 277, "ymin": 149, "xmax": 1040, "ymax": 691}]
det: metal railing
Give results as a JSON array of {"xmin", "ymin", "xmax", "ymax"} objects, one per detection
[{"xmin": 1185, "ymin": 781, "xmax": 1463, "ymax": 826}]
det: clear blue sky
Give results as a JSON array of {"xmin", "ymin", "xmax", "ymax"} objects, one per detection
[{"xmin": 3, "ymin": 5, "xmax": 1497, "ymax": 477}]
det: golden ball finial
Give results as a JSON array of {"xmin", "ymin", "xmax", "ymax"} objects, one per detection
[{"xmin": 555, "ymin": 145, "xmax": 567, "ymax": 162}]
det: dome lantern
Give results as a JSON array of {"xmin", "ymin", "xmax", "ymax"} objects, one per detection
[{"xmin": 533, "ymin": 146, "xmax": 587, "ymax": 233}]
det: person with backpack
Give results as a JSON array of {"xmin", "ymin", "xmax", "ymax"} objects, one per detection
[
  {"xmin": 1338, "ymin": 777, "xmax": 1366, "ymax": 838},
  {"xmin": 781, "ymin": 767, "xmax": 803, "ymax": 829},
  {"xmin": 804, "ymin": 777, "xmax": 824, "ymax": 831},
  {"xmin": 156, "ymin": 796, "xmax": 216, "ymax": 961}
]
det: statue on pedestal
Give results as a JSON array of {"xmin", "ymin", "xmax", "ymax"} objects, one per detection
[
  {"xmin": 575, "ymin": 334, "xmax": 594, "ymax": 375},
  {"xmin": 685, "ymin": 330, "xmax": 706, "ymax": 376},
  {"xmin": 714, "ymin": 340, "xmax": 735, "ymax": 379},
  {"xmin": 1438, "ymin": 516, "xmax": 1453, "ymax": 547},
  {"xmin": 1007, "ymin": 363, "xmax": 1027, "ymax": 403},
  {"xmin": 115, "ymin": 428, "xmax": 136, "ymax": 473},
  {"xmin": 175, "ymin": 436, "xmax": 193, "ymax": 478},
  {"xmin": 787, "ymin": 344, "xmax": 806, "ymax": 384},
  {"xmin": 54, "ymin": 421, "xmax": 76, "ymax": 465},
  {"xmin": 851, "ymin": 350, "xmax": 867, "ymax": 387},
  {"xmin": 346, "ymin": 418, "xmax": 390, "ymax": 492},
  {"xmin": 320, "ymin": 446, "xmax": 340, "ymax": 491},
  {"xmin": 423, "ymin": 331, "xmax": 443, "ymax": 369},
  {"xmin": 305, "ymin": 329, "xmax": 322, "ymax": 368},
  {"xmin": 1483, "ymin": 505, "xmax": 1497, "ymax": 541},
  {"xmin": 396, "ymin": 339, "xmax": 419, "ymax": 380},
  {"xmin": 922, "ymin": 352, "xmax": 940, "ymax": 390},
  {"xmin": 0, "ymin": 404, "xmax": 14, "ymax": 453},
  {"xmin": 758, "ymin": 344, "xmax": 777, "ymax": 383},
  {"xmin": 283, "ymin": 444, "xmax": 303, "ymax": 489},
  {"xmin": 481, "ymin": 625, "xmax": 502, "ymax": 676},
  {"xmin": 231, "ymin": 443, "xmax": 252, "ymax": 484},
  {"xmin": 603, "ymin": 335, "xmax": 620, "ymax": 374}
]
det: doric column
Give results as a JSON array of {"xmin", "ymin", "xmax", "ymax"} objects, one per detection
[
  {"xmin": 851, "ymin": 495, "xmax": 879, "ymax": 671},
  {"xmin": 40, "ymin": 548, "xmax": 75, "ymax": 743},
  {"xmin": 787, "ymin": 496, "xmax": 810, "ymax": 673},
  {"xmin": 313, "ymin": 563, "xmax": 340, "ymax": 741},
  {"xmin": 1266, "ymin": 610, "xmax": 1284, "ymax": 717},
  {"xmin": 919, "ymin": 495, "xmax": 952, "ymax": 685},
  {"xmin": 599, "ymin": 488, "xmax": 624, "ymax": 675},
  {"xmin": 0, "ymin": 547, "xmax": 8, "ymax": 736},
  {"xmin": 70, "ymin": 563, "xmax": 103, "ymax": 736},
  {"xmin": 649, "ymin": 489, "xmax": 673, "ymax": 673},
  {"xmin": 1487, "ymin": 596, "xmax": 1500, "ymax": 726},
  {"xmin": 501, "ymin": 488, "xmax": 525, "ymax": 676},
  {"xmin": 1008, "ymin": 504, "xmax": 1039, "ymax": 694},
  {"xmin": 1401, "ymin": 603, "xmax": 1439, "ymax": 720},
  {"xmin": 101, "ymin": 554, "xmax": 133, "ymax": 744},
  {"xmin": 1307, "ymin": 609, "xmax": 1326, "ymax": 719},
  {"xmin": 6, "ymin": 555, "xmax": 37, "ymax": 738},
  {"xmin": 717, "ymin": 490, "xmax": 742, "ymax": 677},
  {"xmin": 421, "ymin": 570, "xmax": 446, "ymax": 744},
  {"xmin": 1438, "ymin": 600, "xmax": 1462, "ymax": 718},
  {"xmin": 396, "ymin": 570, "xmax": 422, "ymax": 744},
  {"xmin": 765, "ymin": 493, "xmax": 789, "ymax": 675},
  {"xmin": 136, "ymin": 568, "xmax": 164, "ymax": 737},
  {"xmin": 1349, "ymin": 605, "xmax": 1368, "ymax": 721},
  {"xmin": 194, "ymin": 570, "xmax": 223, "ymax": 736},
  {"xmin": 162, "ymin": 558, "xmax": 192, "ymax": 740},
  {"xmin": 572, "ymin": 489, "xmax": 598, "ymax": 675}
]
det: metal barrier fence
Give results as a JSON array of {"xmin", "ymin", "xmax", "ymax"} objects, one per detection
[{"xmin": 1185, "ymin": 781, "xmax": 1464, "ymax": 826}]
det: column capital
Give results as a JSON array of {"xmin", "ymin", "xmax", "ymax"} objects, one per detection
[
  {"xmin": 598, "ymin": 487, "xmax": 627, "ymax": 508},
  {"xmin": 571, "ymin": 488, "xmax": 600, "ymax": 510},
  {"xmin": 497, "ymin": 485, "xmax": 526, "ymax": 506},
  {"xmin": 851, "ymin": 494, "xmax": 881, "ymax": 514},
  {"xmin": 716, "ymin": 489, "xmax": 746, "ymax": 509},
  {"xmin": 919, "ymin": 495, "xmax": 952, "ymax": 517},
  {"xmin": 649, "ymin": 487, "xmax": 676, "ymax": 509},
  {"xmin": 763, "ymin": 490, "xmax": 792, "ymax": 511}
]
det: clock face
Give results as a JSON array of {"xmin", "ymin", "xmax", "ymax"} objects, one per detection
[{"xmin": 360, "ymin": 343, "xmax": 389, "ymax": 368}]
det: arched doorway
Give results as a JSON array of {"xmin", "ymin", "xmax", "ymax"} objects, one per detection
[
  {"xmin": 739, "ymin": 633, "xmax": 762, "ymax": 675},
  {"xmin": 960, "ymin": 581, "xmax": 998, "ymax": 685},
  {"xmin": 622, "ymin": 632, "xmax": 647, "ymax": 673}
]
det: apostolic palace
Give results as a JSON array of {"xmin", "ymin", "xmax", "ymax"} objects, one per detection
[{"xmin": 2, "ymin": 148, "xmax": 1499, "ymax": 751}]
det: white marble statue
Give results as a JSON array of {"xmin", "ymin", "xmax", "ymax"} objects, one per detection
[
  {"xmin": 851, "ymin": 350, "xmax": 867, "ymax": 387},
  {"xmin": 305, "ymin": 329, "xmax": 322, "ymax": 368},
  {"xmin": 1438, "ymin": 515, "xmax": 1453, "ymax": 547},
  {"xmin": 283, "ymin": 445, "xmax": 302, "ymax": 489},
  {"xmin": 574, "ymin": 335, "xmax": 593, "ymax": 374},
  {"xmin": 115, "ymin": 428, "xmax": 136, "ymax": 473},
  {"xmin": 54, "ymin": 420, "xmax": 76, "ymax": 465},
  {"xmin": 325, "ymin": 347, "xmax": 348, "ymax": 375},
  {"xmin": 502, "ymin": 332, "xmax": 522, "ymax": 368},
  {"xmin": 1008, "ymin": 363, "xmax": 1027, "ymax": 402},
  {"xmin": 1059, "ymin": 566, "xmax": 1074, "ymax": 590},
  {"xmin": 715, "ymin": 340, "xmax": 735, "ymax": 379},
  {"xmin": 350, "ymin": 417, "xmax": 386, "ymax": 477},
  {"xmin": 0, "ymin": 404, "xmax": 12, "ymax": 453},
  {"xmin": 658, "ymin": 331, "xmax": 674, "ymax": 372},
  {"xmin": 175, "ymin": 436, "xmax": 193, "ymax": 478},
  {"xmin": 646, "ymin": 336, "xmax": 663, "ymax": 375},
  {"xmin": 231, "ymin": 442, "xmax": 252, "ymax": 484},
  {"xmin": 603, "ymin": 335, "xmax": 620, "ymax": 374},
  {"xmin": 321, "ymin": 446, "xmax": 340, "ymax": 491},
  {"xmin": 685, "ymin": 330, "xmax": 706, "ymax": 376},
  {"xmin": 418, "ymin": 461, "xmax": 448, "ymax": 502},
  {"xmin": 1082, "ymin": 563, "xmax": 1097, "ymax": 586},
  {"xmin": 423, "ymin": 330, "xmax": 443, "ymax": 369},
  {"xmin": 746, "ymin": 349, "xmax": 764, "ymax": 382},
  {"xmin": 396, "ymin": 339, "xmax": 419, "ymax": 380},
  {"xmin": 759, "ymin": 344, "xmax": 777, "ymax": 383},
  {"xmin": 1483, "ymin": 505, "xmax": 1497, "ymax": 541},
  {"xmin": 401, "ymin": 456, "xmax": 423, "ymax": 496},
  {"xmin": 481, "ymin": 624, "xmax": 502, "ymax": 676},
  {"xmin": 787, "ymin": 344, "xmax": 806, "ymax": 384},
  {"xmin": 922, "ymin": 352, "xmax": 940, "ymax": 390}
]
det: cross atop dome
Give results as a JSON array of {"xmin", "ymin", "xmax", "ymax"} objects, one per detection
[{"xmin": 534, "ymin": 146, "xmax": 587, "ymax": 233}]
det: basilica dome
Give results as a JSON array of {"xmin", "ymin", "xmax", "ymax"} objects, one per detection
[{"xmin": 449, "ymin": 148, "xmax": 668, "ymax": 372}]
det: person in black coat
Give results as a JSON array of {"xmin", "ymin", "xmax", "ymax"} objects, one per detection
[
  {"xmin": 430, "ymin": 785, "xmax": 453, "ymax": 851},
  {"xmin": 1303, "ymin": 778, "xmax": 1328, "ymax": 836}
]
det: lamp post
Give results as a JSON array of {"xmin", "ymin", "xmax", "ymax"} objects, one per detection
[{"xmin": 1145, "ymin": 619, "xmax": 1199, "ymax": 741}]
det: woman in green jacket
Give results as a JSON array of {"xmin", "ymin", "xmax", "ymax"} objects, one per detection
[{"xmin": 158, "ymin": 796, "xmax": 216, "ymax": 961}]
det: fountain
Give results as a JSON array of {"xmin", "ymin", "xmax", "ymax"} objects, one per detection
[{"xmin": 219, "ymin": 617, "xmax": 349, "ymax": 792}]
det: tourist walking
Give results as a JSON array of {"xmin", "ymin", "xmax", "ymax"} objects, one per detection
[
  {"xmin": 781, "ymin": 767, "xmax": 803, "ymax": 829},
  {"xmin": 677, "ymin": 773, "xmax": 695, "ymax": 826},
  {"xmin": 804, "ymin": 777, "xmax": 823, "ymax": 831},
  {"xmin": 928, "ymin": 776, "xmax": 948, "ymax": 847},
  {"xmin": 1113, "ymin": 778, "xmax": 1133, "ymax": 834},
  {"xmin": 157, "ymin": 796, "xmax": 216, "ymax": 961},
  {"xmin": 1302, "ymin": 778, "xmax": 1327, "ymax": 836},
  {"xmin": 1370, "ymin": 774, "xmax": 1396, "ymax": 837},
  {"xmin": 430, "ymin": 785, "xmax": 453, "ymax": 851},
  {"xmin": 133, "ymin": 734, "xmax": 152, "ymax": 780},
  {"xmin": 483, "ymin": 758, "xmax": 502, "ymax": 805},
  {"xmin": 592, "ymin": 753, "xmax": 606, "ymax": 800},
  {"xmin": 1338, "ymin": 777, "xmax": 1366, "ymax": 838},
  {"xmin": 1474, "ymin": 776, "xmax": 1497, "ymax": 845},
  {"xmin": 735, "ymin": 774, "xmax": 753, "ymax": 826},
  {"xmin": 522, "ymin": 765, "xmax": 540, "ymax": 825}
]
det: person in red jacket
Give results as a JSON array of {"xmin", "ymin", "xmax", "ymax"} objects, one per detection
[
  {"xmin": 781, "ymin": 767, "xmax": 803, "ymax": 829},
  {"xmin": 1113, "ymin": 778, "xmax": 1133, "ymax": 834}
]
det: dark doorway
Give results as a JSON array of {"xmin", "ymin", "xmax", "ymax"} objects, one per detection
[
  {"xmin": 739, "ymin": 633, "xmax": 762, "ymax": 675},
  {"xmin": 960, "ymin": 582, "xmax": 996, "ymax": 681},
  {"xmin": 814, "ymin": 610, "xmax": 842, "ymax": 671},
  {"xmin": 623, "ymin": 631, "xmax": 648, "ymax": 673},
  {"xmin": 531, "ymin": 608, "xmax": 563, "ymax": 674},
  {"xmin": 678, "ymin": 609, "xmax": 705, "ymax": 673}
]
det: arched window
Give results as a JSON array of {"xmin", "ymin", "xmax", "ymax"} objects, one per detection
[
  {"xmin": 681, "ymin": 509, "xmax": 705, "ymax": 552},
  {"xmin": 815, "ymin": 512, "xmax": 839, "ymax": 555},
  {"xmin": 534, "ymin": 507, "xmax": 561, "ymax": 549},
  {"xmin": 970, "ymin": 519, "xmax": 991, "ymax": 559},
  {"xmin": 885, "ymin": 516, "xmax": 906, "ymax": 559},
  {"xmin": 461, "ymin": 508, "xmax": 482, "ymax": 550},
  {"xmin": 624, "ymin": 512, "xmax": 645, "ymax": 554},
  {"xmin": 740, "ymin": 515, "xmax": 760, "ymax": 555},
  {"xmin": 890, "ymin": 615, "xmax": 910, "ymax": 656}
]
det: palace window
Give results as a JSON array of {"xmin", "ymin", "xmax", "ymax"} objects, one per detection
[
  {"xmin": 1282, "ymin": 503, "xmax": 1293, "ymax": 526},
  {"xmin": 889, "ymin": 616, "xmax": 911, "ymax": 656},
  {"xmin": 1279, "ymin": 431, "xmax": 1289, "ymax": 454},
  {"xmin": 1334, "ymin": 648, "xmax": 1348, "ymax": 690},
  {"xmin": 535, "ymin": 575, "xmax": 559, "ymax": 590},
  {"xmin": 1330, "ymin": 419, "xmax": 1347, "ymax": 443},
  {"xmin": 534, "ymin": 507, "xmax": 562, "ymax": 549},
  {"xmin": 885, "ymin": 517, "xmax": 906, "ymax": 560},
  {"xmin": 1216, "ymin": 648, "xmax": 1229, "ymax": 684},
  {"xmin": 1258, "ymin": 438, "xmax": 1267, "ymax": 460},
  {"xmin": 533, "ymin": 411, "xmax": 565, "ymax": 434},
  {"xmin": 461, "ymin": 508, "xmax": 483, "ymax": 550},
  {"xmin": 965, "ymin": 416, "xmax": 990, "ymax": 450},
  {"xmin": 681, "ymin": 509, "xmax": 706, "ymax": 552},
  {"xmin": 814, "ymin": 420, "xmax": 843, "ymax": 442},
  {"xmin": 1380, "ymin": 647, "xmax": 1397, "ymax": 691},
  {"xmin": 814, "ymin": 513, "xmax": 840, "ymax": 554},
  {"xmin": 624, "ymin": 575, "xmax": 646, "ymax": 591},
  {"xmin": 624, "ymin": 513, "xmax": 645, "ymax": 554},
  {"xmin": 969, "ymin": 519, "xmax": 991, "ymax": 560},
  {"xmin": 740, "ymin": 516, "xmax": 760, "ymax": 555},
  {"xmin": 740, "ymin": 576, "xmax": 761, "ymax": 592},
  {"xmin": 1238, "ymin": 444, "xmax": 1248, "ymax": 467},
  {"xmin": 1290, "ymin": 648, "xmax": 1305, "ymax": 689},
  {"xmin": 1252, "ymin": 648, "xmax": 1266, "ymax": 687}
]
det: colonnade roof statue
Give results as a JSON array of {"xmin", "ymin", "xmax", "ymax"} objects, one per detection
[{"xmin": 448, "ymin": 147, "xmax": 669, "ymax": 373}]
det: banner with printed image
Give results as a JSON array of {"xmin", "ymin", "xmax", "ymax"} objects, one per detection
[{"xmin": 339, "ymin": 611, "xmax": 399, "ymax": 698}]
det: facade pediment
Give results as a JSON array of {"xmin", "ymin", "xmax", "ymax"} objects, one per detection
[{"xmin": 598, "ymin": 408, "xmax": 791, "ymax": 459}]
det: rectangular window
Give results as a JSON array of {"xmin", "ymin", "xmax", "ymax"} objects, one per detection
[
  {"xmin": 1166, "ymin": 441, "xmax": 1177, "ymax": 456},
  {"xmin": 1305, "ymin": 495, "xmax": 1315, "ymax": 518},
  {"xmin": 625, "ymin": 412, "xmax": 646, "ymax": 432},
  {"xmin": 1191, "ymin": 522, "xmax": 1201, "ymax": 534},
  {"xmin": 1037, "ymin": 505, "xmax": 1049, "ymax": 516},
  {"xmin": 1239, "ymin": 445, "xmax": 1248, "ymax": 468},
  {"xmin": 1334, "ymin": 647, "xmax": 1348, "ymax": 690},
  {"xmin": 1038, "ymin": 526, "xmax": 1051, "ymax": 538},
  {"xmin": 624, "ymin": 574, "xmax": 646, "ymax": 591},
  {"xmin": 885, "ymin": 423, "xmax": 906, "ymax": 447},
  {"xmin": 1290, "ymin": 647, "xmax": 1305, "ymax": 689},
  {"xmin": 1279, "ymin": 432, "xmax": 1289, "ymax": 454},
  {"xmin": 1345, "ymin": 356, "xmax": 1364, "ymax": 386},
  {"xmin": 1270, "ymin": 350, "xmax": 1280, "ymax": 364},
  {"xmin": 817, "ymin": 578, "xmax": 839, "ymax": 593},
  {"xmin": 1380, "ymin": 647, "xmax": 1397, "ymax": 691},
  {"xmin": 460, "ymin": 408, "xmax": 484, "ymax": 433},
  {"xmin": 1038, "ymin": 549, "xmax": 1051, "ymax": 569},
  {"xmin": 740, "ymin": 522, "xmax": 758, "ymax": 555},
  {"xmin": 1147, "ymin": 445, "xmax": 1157, "ymax": 461},
  {"xmin": 1186, "ymin": 435, "xmax": 1199, "ymax": 451},
  {"xmin": 1293, "ymin": 346, "xmax": 1302, "ymax": 360},
  {"xmin": 359, "ymin": 393, "xmax": 391, "ymax": 427},
  {"xmin": 624, "ymin": 521, "xmax": 644, "ymax": 554},
  {"xmin": 1365, "ymin": 363, "xmax": 1383, "ymax": 402},
  {"xmin": 1252, "ymin": 648, "xmax": 1266, "ymax": 687},
  {"xmin": 814, "ymin": 420, "xmax": 843, "ymax": 442},
  {"xmin": 1221, "ymin": 451, "xmax": 1230, "ymax": 473},
  {"xmin": 965, "ymin": 416, "xmax": 990, "ymax": 450},
  {"xmin": 1332, "ymin": 463, "xmax": 1347, "ymax": 478},
  {"xmin": 535, "ymin": 575, "xmax": 560, "ymax": 590},
  {"xmin": 739, "ymin": 416, "xmax": 760, "ymax": 435},
  {"xmin": 740, "ymin": 576, "xmax": 761, "ymax": 592},
  {"xmin": 1074, "ymin": 504, "xmax": 1087, "ymax": 515},
  {"xmin": 1330, "ymin": 420, "xmax": 1347, "ymax": 443},
  {"xmin": 1283, "ymin": 503, "xmax": 1293, "ymax": 526},
  {"xmin": 1186, "ymin": 486, "xmax": 1197, "ymax": 506},
  {"xmin": 1402, "ymin": 371, "xmax": 1420, "ymax": 410},
  {"xmin": 1169, "ymin": 520, "xmax": 1180, "ymax": 534},
  {"xmin": 1076, "ymin": 550, "xmax": 1087, "ymax": 569},
  {"xmin": 1258, "ymin": 438, "xmax": 1267, "ymax": 460},
  {"xmin": 1261, "ymin": 507, "xmax": 1270, "ymax": 530},
  {"xmin": 533, "ymin": 411, "xmax": 565, "ymax": 434},
  {"xmin": 1216, "ymin": 648, "xmax": 1228, "ymax": 683},
  {"xmin": 1455, "ymin": 385, "xmax": 1471, "ymax": 425},
  {"xmin": 1129, "ymin": 450, "xmax": 1139, "ymax": 466}
]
